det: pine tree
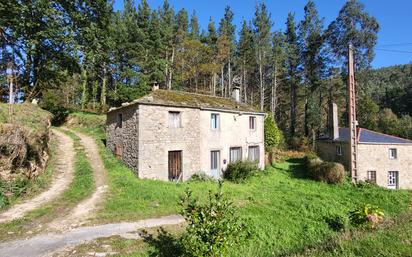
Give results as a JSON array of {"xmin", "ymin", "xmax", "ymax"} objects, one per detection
[
  {"xmin": 189, "ymin": 10, "xmax": 200, "ymax": 40},
  {"xmin": 159, "ymin": 0, "xmax": 176, "ymax": 89},
  {"xmin": 299, "ymin": 0, "xmax": 326, "ymax": 136},
  {"xmin": 238, "ymin": 20, "xmax": 254, "ymax": 103},
  {"xmin": 285, "ymin": 12, "xmax": 300, "ymax": 137},
  {"xmin": 253, "ymin": 2, "xmax": 272, "ymax": 111}
]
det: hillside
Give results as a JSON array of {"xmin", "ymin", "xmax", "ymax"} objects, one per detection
[{"xmin": 0, "ymin": 103, "xmax": 52, "ymax": 180}]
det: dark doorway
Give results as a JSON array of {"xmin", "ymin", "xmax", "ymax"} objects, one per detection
[{"xmin": 168, "ymin": 151, "xmax": 182, "ymax": 181}]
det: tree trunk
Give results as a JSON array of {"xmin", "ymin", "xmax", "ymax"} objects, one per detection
[
  {"xmin": 259, "ymin": 50, "xmax": 264, "ymax": 112},
  {"xmin": 81, "ymin": 69, "xmax": 88, "ymax": 110},
  {"xmin": 167, "ymin": 47, "xmax": 175, "ymax": 90},
  {"xmin": 100, "ymin": 65, "xmax": 107, "ymax": 108},
  {"xmin": 228, "ymin": 57, "xmax": 232, "ymax": 96},
  {"xmin": 290, "ymin": 82, "xmax": 297, "ymax": 137},
  {"xmin": 221, "ymin": 66, "xmax": 224, "ymax": 97},
  {"xmin": 213, "ymin": 72, "xmax": 217, "ymax": 96}
]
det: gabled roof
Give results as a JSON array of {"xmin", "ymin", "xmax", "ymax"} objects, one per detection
[
  {"xmin": 109, "ymin": 89, "xmax": 263, "ymax": 114},
  {"xmin": 320, "ymin": 127, "xmax": 412, "ymax": 145}
]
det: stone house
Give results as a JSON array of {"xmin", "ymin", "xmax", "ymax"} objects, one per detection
[
  {"xmin": 106, "ymin": 88, "xmax": 265, "ymax": 181},
  {"xmin": 317, "ymin": 103, "xmax": 412, "ymax": 189}
]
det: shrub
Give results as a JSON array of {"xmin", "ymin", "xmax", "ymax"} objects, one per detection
[
  {"xmin": 224, "ymin": 161, "xmax": 258, "ymax": 183},
  {"xmin": 304, "ymin": 154, "xmax": 345, "ymax": 184},
  {"xmin": 179, "ymin": 182, "xmax": 250, "ymax": 257},
  {"xmin": 189, "ymin": 172, "xmax": 216, "ymax": 182},
  {"xmin": 264, "ymin": 115, "xmax": 283, "ymax": 151},
  {"xmin": 349, "ymin": 204, "xmax": 385, "ymax": 228}
]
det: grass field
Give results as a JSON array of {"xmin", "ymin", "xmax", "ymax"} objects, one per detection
[
  {"xmin": 70, "ymin": 113, "xmax": 412, "ymax": 257},
  {"xmin": 0, "ymin": 129, "xmax": 95, "ymax": 241}
]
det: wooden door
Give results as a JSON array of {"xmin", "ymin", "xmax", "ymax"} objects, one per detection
[{"xmin": 168, "ymin": 151, "xmax": 182, "ymax": 181}]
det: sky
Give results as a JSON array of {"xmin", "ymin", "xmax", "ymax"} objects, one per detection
[{"xmin": 113, "ymin": 0, "xmax": 412, "ymax": 68}]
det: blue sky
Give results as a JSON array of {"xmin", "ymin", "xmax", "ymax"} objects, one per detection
[{"xmin": 113, "ymin": 0, "xmax": 412, "ymax": 68}]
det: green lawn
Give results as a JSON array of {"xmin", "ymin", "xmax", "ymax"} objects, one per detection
[{"xmin": 73, "ymin": 120, "xmax": 411, "ymax": 257}]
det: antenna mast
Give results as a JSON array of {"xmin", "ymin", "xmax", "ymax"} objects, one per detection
[{"xmin": 348, "ymin": 44, "xmax": 358, "ymax": 182}]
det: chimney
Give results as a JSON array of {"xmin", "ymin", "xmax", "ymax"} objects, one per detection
[
  {"xmin": 328, "ymin": 102, "xmax": 339, "ymax": 140},
  {"xmin": 152, "ymin": 82, "xmax": 159, "ymax": 91},
  {"xmin": 232, "ymin": 86, "xmax": 240, "ymax": 102}
]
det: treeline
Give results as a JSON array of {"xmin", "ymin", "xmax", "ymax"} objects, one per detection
[{"xmin": 3, "ymin": 0, "xmax": 410, "ymax": 141}]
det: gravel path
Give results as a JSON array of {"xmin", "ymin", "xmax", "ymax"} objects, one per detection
[
  {"xmin": 0, "ymin": 215, "xmax": 185, "ymax": 257},
  {"xmin": 48, "ymin": 128, "xmax": 108, "ymax": 231},
  {"xmin": 0, "ymin": 129, "xmax": 75, "ymax": 223}
]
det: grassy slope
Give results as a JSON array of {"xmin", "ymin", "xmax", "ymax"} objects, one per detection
[
  {"xmin": 0, "ymin": 129, "xmax": 94, "ymax": 241},
  {"xmin": 0, "ymin": 103, "xmax": 51, "ymax": 133},
  {"xmin": 70, "ymin": 112, "xmax": 411, "ymax": 257}
]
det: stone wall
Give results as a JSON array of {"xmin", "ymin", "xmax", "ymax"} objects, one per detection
[
  {"xmin": 199, "ymin": 110, "xmax": 265, "ymax": 178},
  {"xmin": 138, "ymin": 104, "xmax": 201, "ymax": 181},
  {"xmin": 106, "ymin": 105, "xmax": 139, "ymax": 173},
  {"xmin": 357, "ymin": 144, "xmax": 412, "ymax": 189},
  {"xmin": 316, "ymin": 140, "xmax": 350, "ymax": 170}
]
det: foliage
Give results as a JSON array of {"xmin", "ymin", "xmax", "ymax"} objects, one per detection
[
  {"xmin": 264, "ymin": 115, "xmax": 283, "ymax": 151},
  {"xmin": 304, "ymin": 155, "xmax": 346, "ymax": 184},
  {"xmin": 349, "ymin": 204, "xmax": 385, "ymax": 228},
  {"xmin": 189, "ymin": 172, "xmax": 216, "ymax": 182},
  {"xmin": 223, "ymin": 161, "xmax": 259, "ymax": 183},
  {"xmin": 179, "ymin": 182, "xmax": 249, "ymax": 257}
]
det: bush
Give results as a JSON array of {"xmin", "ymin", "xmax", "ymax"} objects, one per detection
[
  {"xmin": 304, "ymin": 154, "xmax": 346, "ymax": 184},
  {"xmin": 189, "ymin": 172, "xmax": 216, "ymax": 182},
  {"xmin": 264, "ymin": 115, "xmax": 283, "ymax": 151},
  {"xmin": 179, "ymin": 182, "xmax": 250, "ymax": 257},
  {"xmin": 224, "ymin": 161, "xmax": 258, "ymax": 183},
  {"xmin": 349, "ymin": 204, "xmax": 385, "ymax": 229}
]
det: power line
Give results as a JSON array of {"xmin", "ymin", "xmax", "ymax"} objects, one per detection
[
  {"xmin": 375, "ymin": 48, "xmax": 412, "ymax": 54},
  {"xmin": 377, "ymin": 42, "xmax": 412, "ymax": 47}
]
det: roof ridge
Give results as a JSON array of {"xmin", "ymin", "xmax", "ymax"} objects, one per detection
[{"xmin": 154, "ymin": 89, "xmax": 246, "ymax": 103}]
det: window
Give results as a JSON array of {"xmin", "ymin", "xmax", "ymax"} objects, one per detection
[
  {"xmin": 367, "ymin": 171, "xmax": 376, "ymax": 183},
  {"xmin": 169, "ymin": 111, "xmax": 181, "ymax": 128},
  {"xmin": 211, "ymin": 113, "xmax": 220, "ymax": 130},
  {"xmin": 249, "ymin": 116, "xmax": 256, "ymax": 130},
  {"xmin": 210, "ymin": 150, "xmax": 221, "ymax": 178},
  {"xmin": 389, "ymin": 148, "xmax": 397, "ymax": 159},
  {"xmin": 248, "ymin": 146, "xmax": 260, "ymax": 162},
  {"xmin": 388, "ymin": 171, "xmax": 399, "ymax": 189},
  {"xmin": 117, "ymin": 113, "xmax": 123, "ymax": 128},
  {"xmin": 229, "ymin": 147, "xmax": 242, "ymax": 163},
  {"xmin": 336, "ymin": 145, "xmax": 342, "ymax": 156}
]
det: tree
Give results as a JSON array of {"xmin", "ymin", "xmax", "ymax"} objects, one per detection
[
  {"xmin": 252, "ymin": 2, "xmax": 272, "ymax": 111},
  {"xmin": 285, "ymin": 12, "xmax": 300, "ymax": 137},
  {"xmin": 358, "ymin": 94, "xmax": 379, "ymax": 130},
  {"xmin": 270, "ymin": 31, "xmax": 287, "ymax": 121},
  {"xmin": 326, "ymin": 0, "xmax": 379, "ymax": 69},
  {"xmin": 189, "ymin": 10, "xmax": 200, "ymax": 39},
  {"xmin": 264, "ymin": 115, "xmax": 283, "ymax": 151},
  {"xmin": 299, "ymin": 0, "xmax": 326, "ymax": 136},
  {"xmin": 237, "ymin": 20, "xmax": 254, "ymax": 103}
]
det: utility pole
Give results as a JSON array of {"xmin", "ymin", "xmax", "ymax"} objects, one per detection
[
  {"xmin": 348, "ymin": 44, "xmax": 358, "ymax": 182},
  {"xmin": 7, "ymin": 61, "xmax": 14, "ymax": 104}
]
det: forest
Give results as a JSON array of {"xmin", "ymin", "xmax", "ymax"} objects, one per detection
[{"xmin": 1, "ymin": 0, "xmax": 411, "ymax": 143}]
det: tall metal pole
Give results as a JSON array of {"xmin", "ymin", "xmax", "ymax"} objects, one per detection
[{"xmin": 348, "ymin": 44, "xmax": 358, "ymax": 182}]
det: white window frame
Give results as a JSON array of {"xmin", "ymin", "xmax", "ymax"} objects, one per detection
[
  {"xmin": 389, "ymin": 148, "xmax": 397, "ymax": 159},
  {"xmin": 388, "ymin": 171, "xmax": 399, "ymax": 189},
  {"xmin": 211, "ymin": 113, "xmax": 220, "ymax": 130},
  {"xmin": 249, "ymin": 116, "xmax": 256, "ymax": 131},
  {"xmin": 229, "ymin": 147, "xmax": 242, "ymax": 163},
  {"xmin": 336, "ymin": 145, "xmax": 342, "ymax": 156},
  {"xmin": 248, "ymin": 145, "xmax": 260, "ymax": 162},
  {"xmin": 367, "ymin": 170, "xmax": 376, "ymax": 183},
  {"xmin": 169, "ymin": 111, "xmax": 181, "ymax": 128},
  {"xmin": 210, "ymin": 150, "xmax": 220, "ymax": 176}
]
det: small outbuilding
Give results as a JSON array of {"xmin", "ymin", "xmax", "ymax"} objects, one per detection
[
  {"xmin": 106, "ymin": 88, "xmax": 265, "ymax": 181},
  {"xmin": 317, "ymin": 103, "xmax": 412, "ymax": 189}
]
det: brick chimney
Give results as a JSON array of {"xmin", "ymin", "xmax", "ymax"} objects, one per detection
[
  {"xmin": 328, "ymin": 102, "xmax": 339, "ymax": 140},
  {"xmin": 232, "ymin": 86, "xmax": 240, "ymax": 102}
]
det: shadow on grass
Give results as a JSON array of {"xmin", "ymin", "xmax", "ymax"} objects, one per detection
[
  {"xmin": 275, "ymin": 158, "xmax": 312, "ymax": 181},
  {"xmin": 142, "ymin": 227, "xmax": 182, "ymax": 257}
]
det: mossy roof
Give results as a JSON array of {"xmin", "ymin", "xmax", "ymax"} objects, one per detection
[{"xmin": 110, "ymin": 90, "xmax": 263, "ymax": 113}]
